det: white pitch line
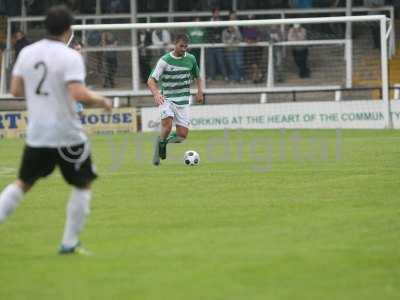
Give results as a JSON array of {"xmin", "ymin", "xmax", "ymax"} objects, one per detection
[{"xmin": 0, "ymin": 167, "xmax": 396, "ymax": 180}]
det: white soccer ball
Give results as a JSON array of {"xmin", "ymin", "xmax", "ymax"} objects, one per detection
[{"xmin": 184, "ymin": 150, "xmax": 200, "ymax": 166}]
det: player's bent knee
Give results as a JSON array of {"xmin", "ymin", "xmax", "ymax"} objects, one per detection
[
  {"xmin": 71, "ymin": 181, "xmax": 92, "ymax": 190},
  {"xmin": 16, "ymin": 179, "xmax": 32, "ymax": 193},
  {"xmin": 177, "ymin": 129, "xmax": 188, "ymax": 140}
]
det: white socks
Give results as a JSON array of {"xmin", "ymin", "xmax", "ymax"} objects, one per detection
[
  {"xmin": 61, "ymin": 188, "xmax": 91, "ymax": 248},
  {"xmin": 0, "ymin": 184, "xmax": 92, "ymax": 249},
  {"xmin": 0, "ymin": 183, "xmax": 24, "ymax": 223}
]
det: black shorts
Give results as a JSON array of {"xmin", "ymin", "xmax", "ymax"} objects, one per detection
[{"xmin": 18, "ymin": 143, "xmax": 98, "ymax": 188}]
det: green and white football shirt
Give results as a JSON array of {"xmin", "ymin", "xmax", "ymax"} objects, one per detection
[{"xmin": 149, "ymin": 52, "xmax": 199, "ymax": 106}]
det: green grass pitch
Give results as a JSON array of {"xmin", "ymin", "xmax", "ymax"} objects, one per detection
[{"xmin": 0, "ymin": 129, "xmax": 399, "ymax": 300}]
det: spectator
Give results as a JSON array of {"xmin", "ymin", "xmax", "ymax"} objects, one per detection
[
  {"xmin": 206, "ymin": 7, "xmax": 228, "ymax": 81},
  {"xmin": 314, "ymin": 0, "xmax": 342, "ymax": 6},
  {"xmin": 87, "ymin": 30, "xmax": 103, "ymax": 75},
  {"xmin": 151, "ymin": 28, "xmax": 171, "ymax": 56},
  {"xmin": 151, "ymin": 28, "xmax": 171, "ymax": 48},
  {"xmin": 288, "ymin": 24, "xmax": 311, "ymax": 78},
  {"xmin": 70, "ymin": 40, "xmax": 85, "ymax": 116},
  {"xmin": 70, "ymin": 39, "xmax": 83, "ymax": 54},
  {"xmin": 110, "ymin": 0, "xmax": 123, "ymax": 12},
  {"xmin": 187, "ymin": 17, "xmax": 205, "ymax": 65},
  {"xmin": 237, "ymin": 0, "xmax": 256, "ymax": 9},
  {"xmin": 102, "ymin": 31, "xmax": 118, "ymax": 88},
  {"xmin": 66, "ymin": 0, "xmax": 81, "ymax": 13},
  {"xmin": 227, "ymin": 10, "xmax": 244, "ymax": 80},
  {"xmin": 288, "ymin": 0, "xmax": 313, "ymax": 8},
  {"xmin": 14, "ymin": 30, "xmax": 30, "ymax": 60},
  {"xmin": 0, "ymin": 42, "xmax": 5, "ymax": 68},
  {"xmin": 364, "ymin": 0, "xmax": 385, "ymax": 49},
  {"xmin": 101, "ymin": 0, "xmax": 127, "ymax": 13},
  {"xmin": 151, "ymin": 28, "xmax": 171, "ymax": 68},
  {"xmin": 138, "ymin": 29, "xmax": 152, "ymax": 83},
  {"xmin": 242, "ymin": 15, "xmax": 262, "ymax": 83},
  {"xmin": 222, "ymin": 24, "xmax": 243, "ymax": 82},
  {"xmin": 266, "ymin": 25, "xmax": 284, "ymax": 83}
]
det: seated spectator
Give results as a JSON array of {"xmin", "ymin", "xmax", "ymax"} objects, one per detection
[
  {"xmin": 288, "ymin": 24, "xmax": 311, "ymax": 78},
  {"xmin": 14, "ymin": 30, "xmax": 30, "ymax": 60}
]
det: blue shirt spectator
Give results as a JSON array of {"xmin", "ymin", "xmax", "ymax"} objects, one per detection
[{"xmin": 290, "ymin": 0, "xmax": 313, "ymax": 8}]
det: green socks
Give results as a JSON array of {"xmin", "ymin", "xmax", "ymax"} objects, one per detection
[{"xmin": 166, "ymin": 132, "xmax": 185, "ymax": 144}]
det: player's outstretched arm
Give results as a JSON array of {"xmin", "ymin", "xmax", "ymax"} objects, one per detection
[
  {"xmin": 67, "ymin": 82, "xmax": 112, "ymax": 111},
  {"xmin": 10, "ymin": 76, "xmax": 25, "ymax": 97},
  {"xmin": 147, "ymin": 77, "xmax": 165, "ymax": 106},
  {"xmin": 195, "ymin": 77, "xmax": 204, "ymax": 104}
]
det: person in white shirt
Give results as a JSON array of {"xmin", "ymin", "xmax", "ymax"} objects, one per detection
[
  {"xmin": 288, "ymin": 24, "xmax": 311, "ymax": 78},
  {"xmin": 70, "ymin": 40, "xmax": 85, "ymax": 116},
  {"xmin": 0, "ymin": 5, "xmax": 113, "ymax": 255}
]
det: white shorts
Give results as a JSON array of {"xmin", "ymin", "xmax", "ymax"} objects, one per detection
[{"xmin": 159, "ymin": 101, "xmax": 190, "ymax": 128}]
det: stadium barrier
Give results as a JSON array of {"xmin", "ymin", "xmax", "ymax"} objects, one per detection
[
  {"xmin": 0, "ymin": 107, "xmax": 137, "ymax": 139},
  {"xmin": 141, "ymin": 101, "xmax": 400, "ymax": 131}
]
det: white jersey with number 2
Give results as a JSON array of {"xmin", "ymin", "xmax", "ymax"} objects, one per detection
[{"xmin": 12, "ymin": 39, "xmax": 87, "ymax": 148}]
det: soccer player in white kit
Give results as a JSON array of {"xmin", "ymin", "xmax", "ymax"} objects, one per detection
[{"xmin": 0, "ymin": 5, "xmax": 113, "ymax": 254}]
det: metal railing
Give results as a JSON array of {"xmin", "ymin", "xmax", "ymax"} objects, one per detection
[
  {"xmin": 5, "ymin": 5, "xmax": 396, "ymax": 63},
  {"xmin": 3, "ymin": 86, "xmax": 400, "ymax": 107},
  {"xmin": 0, "ymin": 38, "xmax": 349, "ymax": 97}
]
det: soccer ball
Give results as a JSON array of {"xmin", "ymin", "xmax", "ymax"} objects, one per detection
[{"xmin": 184, "ymin": 150, "xmax": 200, "ymax": 166}]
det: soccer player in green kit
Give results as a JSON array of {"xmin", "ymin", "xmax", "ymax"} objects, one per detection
[{"xmin": 148, "ymin": 34, "xmax": 204, "ymax": 166}]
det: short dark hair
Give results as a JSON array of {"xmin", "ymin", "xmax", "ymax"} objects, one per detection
[
  {"xmin": 70, "ymin": 38, "xmax": 83, "ymax": 49},
  {"xmin": 174, "ymin": 34, "xmax": 189, "ymax": 44},
  {"xmin": 45, "ymin": 5, "xmax": 74, "ymax": 36}
]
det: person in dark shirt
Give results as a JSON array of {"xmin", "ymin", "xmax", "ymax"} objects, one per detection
[
  {"xmin": 101, "ymin": 31, "xmax": 118, "ymax": 88},
  {"xmin": 138, "ymin": 29, "xmax": 152, "ymax": 83},
  {"xmin": 14, "ymin": 30, "xmax": 30, "ymax": 60},
  {"xmin": 206, "ymin": 7, "xmax": 228, "ymax": 81}
]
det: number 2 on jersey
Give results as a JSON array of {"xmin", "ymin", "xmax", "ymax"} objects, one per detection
[{"xmin": 34, "ymin": 61, "xmax": 49, "ymax": 96}]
